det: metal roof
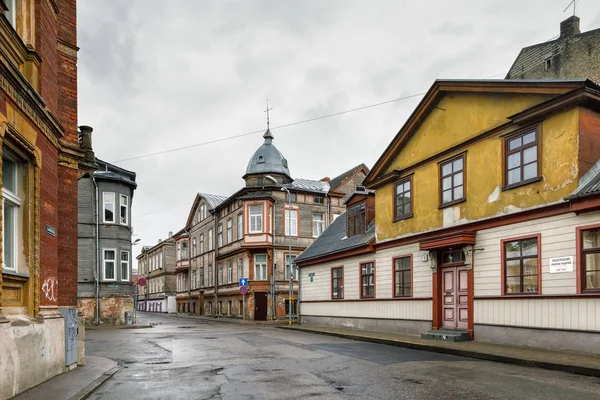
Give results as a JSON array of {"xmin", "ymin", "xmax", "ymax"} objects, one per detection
[
  {"xmin": 245, "ymin": 129, "xmax": 291, "ymax": 178},
  {"xmin": 285, "ymin": 178, "xmax": 329, "ymax": 193},
  {"xmin": 567, "ymin": 160, "xmax": 600, "ymax": 200},
  {"xmin": 93, "ymin": 170, "xmax": 137, "ymax": 188},
  {"xmin": 198, "ymin": 193, "xmax": 228, "ymax": 210},
  {"xmin": 329, "ymin": 164, "xmax": 368, "ymax": 191},
  {"xmin": 296, "ymin": 213, "xmax": 375, "ymax": 263}
]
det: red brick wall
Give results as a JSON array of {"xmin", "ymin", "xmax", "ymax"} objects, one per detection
[
  {"xmin": 578, "ymin": 108, "xmax": 600, "ymax": 179},
  {"xmin": 56, "ymin": 0, "xmax": 78, "ymax": 142},
  {"xmin": 35, "ymin": 0, "xmax": 58, "ymax": 115}
]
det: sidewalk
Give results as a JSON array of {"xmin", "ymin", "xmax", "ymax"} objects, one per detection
[
  {"xmin": 13, "ymin": 355, "xmax": 119, "ymax": 400},
  {"xmin": 176, "ymin": 313, "xmax": 291, "ymax": 326},
  {"xmin": 282, "ymin": 324, "xmax": 600, "ymax": 377}
]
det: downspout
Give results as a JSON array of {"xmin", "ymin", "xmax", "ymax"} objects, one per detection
[
  {"xmin": 214, "ymin": 211, "xmax": 219, "ymax": 317},
  {"xmin": 271, "ymin": 202, "xmax": 276, "ymax": 320},
  {"xmin": 92, "ymin": 176, "xmax": 100, "ymax": 325}
]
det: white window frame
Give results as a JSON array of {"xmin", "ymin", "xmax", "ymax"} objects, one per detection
[
  {"xmin": 285, "ymin": 208, "xmax": 298, "ymax": 236},
  {"xmin": 313, "ymin": 212, "xmax": 324, "ymax": 238},
  {"xmin": 159, "ymin": 253, "xmax": 163, "ymax": 269},
  {"xmin": 2, "ymin": 154, "xmax": 21, "ymax": 272},
  {"xmin": 249, "ymin": 205, "xmax": 262, "ymax": 233},
  {"xmin": 103, "ymin": 249, "xmax": 117, "ymax": 281},
  {"xmin": 227, "ymin": 219, "xmax": 233, "ymax": 243},
  {"xmin": 254, "ymin": 254, "xmax": 267, "ymax": 281},
  {"xmin": 121, "ymin": 250, "xmax": 130, "ymax": 281},
  {"xmin": 200, "ymin": 233, "xmax": 205, "ymax": 254},
  {"xmin": 208, "ymin": 229, "xmax": 214, "ymax": 251},
  {"xmin": 192, "ymin": 237, "xmax": 197, "ymax": 257},
  {"xmin": 237, "ymin": 257, "xmax": 243, "ymax": 281},
  {"xmin": 285, "ymin": 254, "xmax": 297, "ymax": 280},
  {"xmin": 217, "ymin": 224, "xmax": 223, "ymax": 248},
  {"xmin": 237, "ymin": 213, "xmax": 243, "ymax": 239},
  {"xmin": 217, "ymin": 264, "xmax": 223, "ymax": 285},
  {"xmin": 208, "ymin": 265, "xmax": 213, "ymax": 286},
  {"xmin": 227, "ymin": 261, "xmax": 233, "ymax": 283},
  {"xmin": 103, "ymin": 192, "xmax": 116, "ymax": 223},
  {"xmin": 119, "ymin": 194, "xmax": 129, "ymax": 225}
]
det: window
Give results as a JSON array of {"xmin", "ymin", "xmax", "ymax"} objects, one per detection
[
  {"xmin": 120, "ymin": 194, "xmax": 129, "ymax": 225},
  {"xmin": 257, "ymin": 177, "xmax": 264, "ymax": 186},
  {"xmin": 285, "ymin": 254, "xmax": 297, "ymax": 280},
  {"xmin": 394, "ymin": 178, "xmax": 412, "ymax": 220},
  {"xmin": 217, "ymin": 224, "xmax": 223, "ymax": 247},
  {"xmin": 159, "ymin": 254, "xmax": 163, "ymax": 269},
  {"xmin": 440, "ymin": 156, "xmax": 464, "ymax": 206},
  {"xmin": 313, "ymin": 213, "xmax": 324, "ymax": 238},
  {"xmin": 393, "ymin": 257, "xmax": 411, "ymax": 297},
  {"xmin": 227, "ymin": 261, "xmax": 233, "ymax": 283},
  {"xmin": 200, "ymin": 267, "xmax": 205, "ymax": 288},
  {"xmin": 360, "ymin": 262, "xmax": 375, "ymax": 298},
  {"xmin": 227, "ymin": 219, "xmax": 233, "ymax": 243},
  {"xmin": 192, "ymin": 270, "xmax": 197, "ymax": 289},
  {"xmin": 314, "ymin": 195, "xmax": 324, "ymax": 204},
  {"xmin": 249, "ymin": 205, "xmax": 262, "ymax": 233},
  {"xmin": 237, "ymin": 213, "xmax": 243, "ymax": 239},
  {"xmin": 2, "ymin": 155, "xmax": 20, "ymax": 271},
  {"xmin": 544, "ymin": 57, "xmax": 552, "ymax": 70},
  {"xmin": 289, "ymin": 193, "xmax": 297, "ymax": 202},
  {"xmin": 284, "ymin": 208, "xmax": 298, "ymax": 236},
  {"xmin": 192, "ymin": 238, "xmax": 197, "ymax": 257},
  {"xmin": 218, "ymin": 264, "xmax": 223, "ymax": 285},
  {"xmin": 254, "ymin": 254, "xmax": 267, "ymax": 280},
  {"xmin": 332, "ymin": 267, "xmax": 343, "ymax": 299},
  {"xmin": 347, "ymin": 202, "xmax": 366, "ymax": 237},
  {"xmin": 200, "ymin": 234, "xmax": 205, "ymax": 253},
  {"xmin": 208, "ymin": 265, "xmax": 213, "ymax": 286},
  {"xmin": 121, "ymin": 251, "xmax": 130, "ymax": 281},
  {"xmin": 200, "ymin": 204, "xmax": 207, "ymax": 220},
  {"xmin": 237, "ymin": 257, "xmax": 243, "ymax": 280},
  {"xmin": 103, "ymin": 250, "xmax": 116, "ymax": 281},
  {"xmin": 505, "ymin": 129, "xmax": 539, "ymax": 187},
  {"xmin": 182, "ymin": 241, "xmax": 189, "ymax": 259},
  {"xmin": 208, "ymin": 229, "xmax": 214, "ymax": 251},
  {"xmin": 581, "ymin": 228, "xmax": 600, "ymax": 291},
  {"xmin": 503, "ymin": 236, "xmax": 539, "ymax": 294},
  {"xmin": 103, "ymin": 192, "xmax": 116, "ymax": 223},
  {"xmin": 3, "ymin": 0, "xmax": 16, "ymax": 28}
]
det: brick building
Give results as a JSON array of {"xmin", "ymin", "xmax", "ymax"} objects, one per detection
[
  {"xmin": 506, "ymin": 16, "xmax": 600, "ymax": 82},
  {"xmin": 0, "ymin": 1, "xmax": 94, "ymax": 398},
  {"xmin": 175, "ymin": 130, "xmax": 368, "ymax": 320},
  {"xmin": 136, "ymin": 234, "xmax": 177, "ymax": 313},
  {"xmin": 78, "ymin": 158, "xmax": 137, "ymax": 325}
]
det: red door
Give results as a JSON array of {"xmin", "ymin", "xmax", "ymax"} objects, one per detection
[{"xmin": 442, "ymin": 266, "xmax": 468, "ymax": 329}]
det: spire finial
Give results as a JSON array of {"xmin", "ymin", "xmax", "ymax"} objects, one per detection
[{"xmin": 264, "ymin": 99, "xmax": 273, "ymax": 129}]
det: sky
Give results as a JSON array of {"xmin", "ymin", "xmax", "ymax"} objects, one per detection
[{"xmin": 76, "ymin": 0, "xmax": 600, "ymax": 267}]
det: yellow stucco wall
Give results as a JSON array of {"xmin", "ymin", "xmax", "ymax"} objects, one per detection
[{"xmin": 376, "ymin": 92, "xmax": 581, "ymax": 241}]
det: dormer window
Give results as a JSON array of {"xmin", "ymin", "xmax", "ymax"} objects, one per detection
[
  {"xmin": 282, "ymin": 159, "xmax": 288, "ymax": 168},
  {"xmin": 347, "ymin": 202, "xmax": 366, "ymax": 237},
  {"xmin": 257, "ymin": 155, "xmax": 265, "ymax": 163}
]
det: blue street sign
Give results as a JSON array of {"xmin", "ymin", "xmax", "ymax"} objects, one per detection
[{"xmin": 239, "ymin": 278, "xmax": 248, "ymax": 287}]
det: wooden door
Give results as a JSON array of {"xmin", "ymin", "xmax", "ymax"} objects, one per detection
[
  {"xmin": 254, "ymin": 292, "xmax": 267, "ymax": 321},
  {"xmin": 442, "ymin": 266, "xmax": 468, "ymax": 329}
]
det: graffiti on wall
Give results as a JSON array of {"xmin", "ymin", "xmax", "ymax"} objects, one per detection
[{"xmin": 42, "ymin": 277, "xmax": 58, "ymax": 301}]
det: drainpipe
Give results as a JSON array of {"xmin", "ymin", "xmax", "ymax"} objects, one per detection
[
  {"xmin": 92, "ymin": 176, "xmax": 100, "ymax": 325},
  {"xmin": 214, "ymin": 212, "xmax": 219, "ymax": 317},
  {"xmin": 271, "ymin": 203, "xmax": 276, "ymax": 320}
]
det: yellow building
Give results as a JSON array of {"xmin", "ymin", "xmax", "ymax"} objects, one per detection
[{"xmin": 297, "ymin": 79, "xmax": 600, "ymax": 353}]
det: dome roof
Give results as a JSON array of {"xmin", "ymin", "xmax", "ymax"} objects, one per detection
[{"xmin": 244, "ymin": 129, "xmax": 291, "ymax": 179}]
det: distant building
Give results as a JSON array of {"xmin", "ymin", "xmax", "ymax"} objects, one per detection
[
  {"xmin": 78, "ymin": 159, "xmax": 137, "ymax": 324},
  {"xmin": 506, "ymin": 16, "xmax": 600, "ymax": 82},
  {"xmin": 137, "ymin": 234, "xmax": 177, "ymax": 313}
]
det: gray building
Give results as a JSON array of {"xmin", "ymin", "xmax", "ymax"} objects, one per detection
[
  {"xmin": 506, "ymin": 15, "xmax": 600, "ymax": 82},
  {"xmin": 78, "ymin": 159, "xmax": 137, "ymax": 324},
  {"xmin": 136, "ymin": 234, "xmax": 177, "ymax": 314}
]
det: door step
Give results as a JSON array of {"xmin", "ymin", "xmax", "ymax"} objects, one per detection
[{"xmin": 421, "ymin": 329, "xmax": 469, "ymax": 342}]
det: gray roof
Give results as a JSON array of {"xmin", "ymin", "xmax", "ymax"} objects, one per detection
[
  {"xmin": 567, "ymin": 160, "xmax": 600, "ymax": 200},
  {"xmin": 285, "ymin": 178, "xmax": 329, "ymax": 193},
  {"xmin": 329, "ymin": 164, "xmax": 368, "ymax": 190},
  {"xmin": 245, "ymin": 129, "xmax": 291, "ymax": 179},
  {"xmin": 93, "ymin": 158, "xmax": 137, "ymax": 188},
  {"xmin": 93, "ymin": 170, "xmax": 137, "ymax": 188},
  {"xmin": 295, "ymin": 212, "xmax": 375, "ymax": 263},
  {"xmin": 198, "ymin": 193, "xmax": 228, "ymax": 210}
]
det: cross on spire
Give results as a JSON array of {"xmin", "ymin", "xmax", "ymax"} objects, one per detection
[
  {"xmin": 264, "ymin": 99, "xmax": 273, "ymax": 129},
  {"xmin": 563, "ymin": 0, "xmax": 577, "ymax": 16}
]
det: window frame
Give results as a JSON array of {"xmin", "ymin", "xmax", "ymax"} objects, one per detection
[
  {"xmin": 208, "ymin": 229, "xmax": 214, "ymax": 251},
  {"xmin": 285, "ymin": 254, "xmax": 297, "ymax": 280},
  {"xmin": 359, "ymin": 261, "xmax": 376, "ymax": 299},
  {"xmin": 284, "ymin": 206, "xmax": 299, "ymax": 237},
  {"xmin": 392, "ymin": 255, "xmax": 412, "ymax": 298},
  {"xmin": 120, "ymin": 250, "xmax": 130, "ymax": 282},
  {"xmin": 227, "ymin": 261, "xmax": 233, "ymax": 283},
  {"xmin": 237, "ymin": 257, "xmax": 243, "ymax": 281},
  {"xmin": 217, "ymin": 224, "xmax": 223, "ymax": 248},
  {"xmin": 577, "ymin": 224, "xmax": 600, "ymax": 293},
  {"xmin": 394, "ymin": 176, "xmax": 413, "ymax": 221},
  {"xmin": 237, "ymin": 213, "xmax": 243, "ymax": 239},
  {"xmin": 227, "ymin": 219, "xmax": 233, "ymax": 243},
  {"xmin": 192, "ymin": 237, "xmax": 197, "ymax": 257},
  {"xmin": 119, "ymin": 194, "xmax": 129, "ymax": 225},
  {"xmin": 312, "ymin": 212, "xmax": 324, "ymax": 238},
  {"xmin": 103, "ymin": 249, "xmax": 117, "ymax": 281},
  {"xmin": 500, "ymin": 234, "xmax": 541, "ymax": 296},
  {"xmin": 249, "ymin": 204, "xmax": 263, "ymax": 234},
  {"xmin": 2, "ymin": 152, "xmax": 21, "ymax": 272},
  {"xmin": 503, "ymin": 126, "xmax": 541, "ymax": 190},
  {"xmin": 200, "ymin": 233, "xmax": 205, "ymax": 254},
  {"xmin": 200, "ymin": 267, "xmax": 205, "ymax": 288},
  {"xmin": 102, "ymin": 192, "xmax": 116, "ymax": 224},
  {"xmin": 208, "ymin": 265, "xmax": 213, "ymax": 286},
  {"xmin": 254, "ymin": 254, "xmax": 267, "ymax": 281},
  {"xmin": 347, "ymin": 201, "xmax": 366, "ymax": 237},
  {"xmin": 331, "ymin": 266, "xmax": 344, "ymax": 300},
  {"xmin": 438, "ymin": 153, "xmax": 466, "ymax": 208}
]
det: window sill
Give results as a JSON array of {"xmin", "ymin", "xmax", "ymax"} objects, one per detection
[
  {"xmin": 438, "ymin": 198, "xmax": 466, "ymax": 210},
  {"xmin": 502, "ymin": 176, "xmax": 542, "ymax": 191},
  {"xmin": 2, "ymin": 270, "xmax": 30, "ymax": 280},
  {"xmin": 393, "ymin": 213, "xmax": 413, "ymax": 223}
]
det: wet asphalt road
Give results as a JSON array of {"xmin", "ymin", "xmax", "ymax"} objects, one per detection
[{"xmin": 86, "ymin": 312, "xmax": 600, "ymax": 400}]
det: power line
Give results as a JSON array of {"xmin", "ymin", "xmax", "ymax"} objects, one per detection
[{"xmin": 133, "ymin": 202, "xmax": 192, "ymax": 218}]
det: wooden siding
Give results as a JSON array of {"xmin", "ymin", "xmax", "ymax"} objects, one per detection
[
  {"xmin": 302, "ymin": 300, "xmax": 432, "ymax": 321},
  {"xmin": 474, "ymin": 298, "xmax": 600, "ymax": 331}
]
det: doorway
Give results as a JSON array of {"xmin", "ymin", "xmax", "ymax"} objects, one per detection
[
  {"xmin": 440, "ymin": 249, "xmax": 468, "ymax": 330},
  {"xmin": 254, "ymin": 292, "xmax": 267, "ymax": 321}
]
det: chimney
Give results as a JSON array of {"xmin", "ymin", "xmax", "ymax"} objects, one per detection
[
  {"xmin": 168, "ymin": 231, "xmax": 173, "ymax": 238},
  {"xmin": 560, "ymin": 15, "xmax": 580, "ymax": 38},
  {"xmin": 78, "ymin": 125, "xmax": 96, "ymax": 164}
]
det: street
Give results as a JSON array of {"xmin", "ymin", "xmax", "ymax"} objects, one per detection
[{"xmin": 85, "ymin": 313, "xmax": 600, "ymax": 400}]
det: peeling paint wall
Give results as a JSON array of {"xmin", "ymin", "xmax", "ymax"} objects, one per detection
[
  {"xmin": 376, "ymin": 92, "xmax": 581, "ymax": 241},
  {"xmin": 78, "ymin": 296, "xmax": 133, "ymax": 325},
  {"xmin": 0, "ymin": 318, "xmax": 65, "ymax": 400}
]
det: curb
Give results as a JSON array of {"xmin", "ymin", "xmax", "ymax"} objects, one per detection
[
  {"xmin": 86, "ymin": 324, "xmax": 153, "ymax": 330},
  {"xmin": 282, "ymin": 326, "xmax": 600, "ymax": 378},
  {"xmin": 69, "ymin": 366, "xmax": 120, "ymax": 400}
]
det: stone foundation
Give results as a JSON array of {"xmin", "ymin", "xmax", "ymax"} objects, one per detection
[{"xmin": 78, "ymin": 296, "xmax": 133, "ymax": 325}]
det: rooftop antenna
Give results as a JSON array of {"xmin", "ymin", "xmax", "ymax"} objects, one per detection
[
  {"xmin": 563, "ymin": 0, "xmax": 577, "ymax": 16},
  {"xmin": 264, "ymin": 99, "xmax": 273, "ymax": 129}
]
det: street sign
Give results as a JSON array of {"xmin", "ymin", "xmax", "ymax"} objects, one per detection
[
  {"xmin": 138, "ymin": 277, "xmax": 147, "ymax": 286},
  {"xmin": 239, "ymin": 286, "xmax": 248, "ymax": 295},
  {"xmin": 308, "ymin": 272, "xmax": 315, "ymax": 283},
  {"xmin": 239, "ymin": 278, "xmax": 248, "ymax": 287}
]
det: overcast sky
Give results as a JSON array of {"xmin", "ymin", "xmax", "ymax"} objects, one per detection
[{"xmin": 77, "ymin": 0, "xmax": 600, "ymax": 266}]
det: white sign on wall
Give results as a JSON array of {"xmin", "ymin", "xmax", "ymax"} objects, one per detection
[{"xmin": 549, "ymin": 256, "xmax": 574, "ymax": 273}]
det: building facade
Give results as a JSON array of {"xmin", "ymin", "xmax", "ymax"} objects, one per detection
[
  {"xmin": 506, "ymin": 16, "xmax": 600, "ymax": 82},
  {"xmin": 137, "ymin": 234, "xmax": 177, "ymax": 313},
  {"xmin": 0, "ymin": 1, "xmax": 93, "ymax": 398},
  {"xmin": 174, "ymin": 228, "xmax": 192, "ymax": 313},
  {"xmin": 176, "ymin": 130, "xmax": 368, "ymax": 321},
  {"xmin": 77, "ymin": 158, "xmax": 137, "ymax": 324},
  {"xmin": 297, "ymin": 79, "xmax": 600, "ymax": 354}
]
